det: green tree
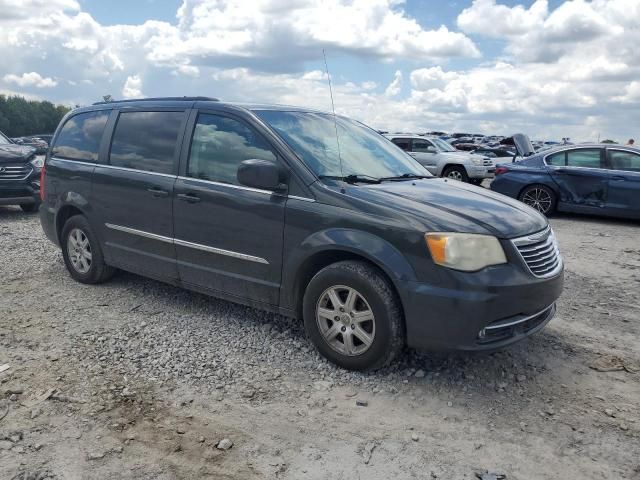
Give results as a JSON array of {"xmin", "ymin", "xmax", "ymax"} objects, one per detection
[{"xmin": 0, "ymin": 95, "xmax": 71, "ymax": 137}]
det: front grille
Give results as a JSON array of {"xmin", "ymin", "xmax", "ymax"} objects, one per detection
[
  {"xmin": 512, "ymin": 227, "xmax": 562, "ymax": 278},
  {"xmin": 0, "ymin": 164, "xmax": 33, "ymax": 180}
]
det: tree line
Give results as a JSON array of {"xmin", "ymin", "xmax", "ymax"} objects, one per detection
[{"xmin": 0, "ymin": 95, "xmax": 70, "ymax": 137}]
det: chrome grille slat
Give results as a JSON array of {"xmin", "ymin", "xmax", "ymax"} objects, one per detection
[
  {"xmin": 0, "ymin": 163, "xmax": 32, "ymax": 180},
  {"xmin": 511, "ymin": 227, "xmax": 562, "ymax": 278}
]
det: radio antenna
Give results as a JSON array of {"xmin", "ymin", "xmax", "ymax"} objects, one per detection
[{"xmin": 322, "ymin": 49, "xmax": 345, "ymax": 186}]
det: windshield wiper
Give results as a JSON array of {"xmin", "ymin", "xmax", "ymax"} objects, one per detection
[
  {"xmin": 379, "ymin": 173, "xmax": 432, "ymax": 181},
  {"xmin": 318, "ymin": 174, "xmax": 381, "ymax": 184}
]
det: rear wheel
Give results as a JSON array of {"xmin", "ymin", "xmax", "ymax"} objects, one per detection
[
  {"xmin": 443, "ymin": 165, "xmax": 469, "ymax": 182},
  {"xmin": 61, "ymin": 215, "xmax": 115, "ymax": 284},
  {"xmin": 519, "ymin": 184, "xmax": 557, "ymax": 215},
  {"xmin": 303, "ymin": 261, "xmax": 404, "ymax": 371}
]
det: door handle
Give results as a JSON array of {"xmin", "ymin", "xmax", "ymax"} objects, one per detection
[
  {"xmin": 177, "ymin": 193, "xmax": 201, "ymax": 203},
  {"xmin": 553, "ymin": 168, "xmax": 569, "ymax": 174},
  {"xmin": 611, "ymin": 175, "xmax": 626, "ymax": 181},
  {"xmin": 147, "ymin": 187, "xmax": 169, "ymax": 198}
]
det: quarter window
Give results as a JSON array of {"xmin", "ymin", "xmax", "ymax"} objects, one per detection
[
  {"xmin": 109, "ymin": 111, "xmax": 184, "ymax": 174},
  {"xmin": 187, "ymin": 114, "xmax": 277, "ymax": 185},
  {"xmin": 609, "ymin": 150, "xmax": 640, "ymax": 172},
  {"xmin": 566, "ymin": 149, "xmax": 602, "ymax": 169},
  {"xmin": 546, "ymin": 152, "xmax": 565, "ymax": 166},
  {"xmin": 52, "ymin": 111, "xmax": 109, "ymax": 162}
]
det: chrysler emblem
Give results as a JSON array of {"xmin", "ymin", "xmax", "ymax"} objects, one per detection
[{"xmin": 0, "ymin": 167, "xmax": 6, "ymax": 173}]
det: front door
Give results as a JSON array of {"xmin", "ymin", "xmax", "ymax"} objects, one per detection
[
  {"xmin": 409, "ymin": 138, "xmax": 439, "ymax": 175},
  {"xmin": 605, "ymin": 148, "xmax": 640, "ymax": 218},
  {"xmin": 173, "ymin": 111, "xmax": 286, "ymax": 306},
  {"xmin": 93, "ymin": 109, "xmax": 187, "ymax": 280}
]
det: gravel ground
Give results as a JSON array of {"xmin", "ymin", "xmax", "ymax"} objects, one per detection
[{"xmin": 1, "ymin": 206, "xmax": 639, "ymax": 479}]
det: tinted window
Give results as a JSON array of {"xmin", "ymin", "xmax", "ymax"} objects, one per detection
[
  {"xmin": 546, "ymin": 152, "xmax": 565, "ymax": 166},
  {"xmin": 187, "ymin": 114, "xmax": 276, "ymax": 185},
  {"xmin": 412, "ymin": 139, "xmax": 435, "ymax": 153},
  {"xmin": 566, "ymin": 149, "xmax": 602, "ymax": 169},
  {"xmin": 609, "ymin": 150, "xmax": 640, "ymax": 172},
  {"xmin": 109, "ymin": 111, "xmax": 183, "ymax": 174},
  {"xmin": 52, "ymin": 111, "xmax": 109, "ymax": 162},
  {"xmin": 391, "ymin": 138, "xmax": 410, "ymax": 151}
]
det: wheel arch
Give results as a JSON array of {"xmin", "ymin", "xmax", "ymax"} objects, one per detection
[
  {"xmin": 283, "ymin": 230, "xmax": 416, "ymax": 320},
  {"xmin": 55, "ymin": 204, "xmax": 87, "ymax": 244}
]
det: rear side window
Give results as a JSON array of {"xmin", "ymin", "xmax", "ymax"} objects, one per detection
[
  {"xmin": 52, "ymin": 111, "xmax": 109, "ymax": 162},
  {"xmin": 609, "ymin": 150, "xmax": 640, "ymax": 172},
  {"xmin": 412, "ymin": 139, "xmax": 435, "ymax": 152},
  {"xmin": 187, "ymin": 113, "xmax": 276, "ymax": 185},
  {"xmin": 109, "ymin": 111, "xmax": 184, "ymax": 174},
  {"xmin": 391, "ymin": 138, "xmax": 410, "ymax": 151},
  {"xmin": 566, "ymin": 149, "xmax": 602, "ymax": 169}
]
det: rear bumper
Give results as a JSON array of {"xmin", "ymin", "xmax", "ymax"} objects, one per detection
[
  {"xmin": 39, "ymin": 204, "xmax": 59, "ymax": 246},
  {"xmin": 400, "ymin": 266, "xmax": 564, "ymax": 351}
]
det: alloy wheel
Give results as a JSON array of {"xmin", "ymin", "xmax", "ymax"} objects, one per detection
[
  {"xmin": 446, "ymin": 170, "xmax": 463, "ymax": 181},
  {"xmin": 67, "ymin": 228, "xmax": 92, "ymax": 274},
  {"xmin": 315, "ymin": 285, "xmax": 376, "ymax": 357},
  {"xmin": 522, "ymin": 188, "xmax": 552, "ymax": 213}
]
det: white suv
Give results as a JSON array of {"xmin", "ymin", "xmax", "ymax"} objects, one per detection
[{"xmin": 385, "ymin": 134, "xmax": 495, "ymax": 184}]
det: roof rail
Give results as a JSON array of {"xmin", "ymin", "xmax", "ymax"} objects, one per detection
[{"xmin": 92, "ymin": 96, "xmax": 219, "ymax": 105}]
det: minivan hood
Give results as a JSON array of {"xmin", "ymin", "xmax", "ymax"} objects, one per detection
[
  {"xmin": 339, "ymin": 179, "xmax": 547, "ymax": 238},
  {"xmin": 0, "ymin": 143, "xmax": 35, "ymax": 163}
]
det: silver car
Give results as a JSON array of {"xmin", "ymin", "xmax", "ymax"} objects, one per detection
[{"xmin": 385, "ymin": 135, "xmax": 495, "ymax": 184}]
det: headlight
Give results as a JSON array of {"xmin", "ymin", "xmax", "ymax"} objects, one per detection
[
  {"xmin": 470, "ymin": 156, "xmax": 484, "ymax": 166},
  {"xmin": 425, "ymin": 233, "xmax": 507, "ymax": 271},
  {"xmin": 30, "ymin": 156, "xmax": 45, "ymax": 169}
]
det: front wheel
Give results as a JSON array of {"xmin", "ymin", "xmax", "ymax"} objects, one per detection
[
  {"xmin": 61, "ymin": 215, "xmax": 115, "ymax": 284},
  {"xmin": 20, "ymin": 203, "xmax": 39, "ymax": 213},
  {"xmin": 303, "ymin": 261, "xmax": 404, "ymax": 371},
  {"xmin": 519, "ymin": 184, "xmax": 557, "ymax": 215},
  {"xmin": 443, "ymin": 166, "xmax": 469, "ymax": 182}
]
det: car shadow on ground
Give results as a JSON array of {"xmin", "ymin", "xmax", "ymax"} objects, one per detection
[{"xmin": 100, "ymin": 269, "xmax": 571, "ymax": 396}]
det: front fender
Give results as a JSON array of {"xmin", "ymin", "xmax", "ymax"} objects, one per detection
[{"xmin": 280, "ymin": 228, "xmax": 417, "ymax": 314}]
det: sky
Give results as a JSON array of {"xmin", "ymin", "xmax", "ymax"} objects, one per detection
[{"xmin": 1, "ymin": 0, "xmax": 639, "ymax": 142}]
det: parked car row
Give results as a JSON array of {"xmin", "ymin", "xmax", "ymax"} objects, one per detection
[{"xmin": 37, "ymin": 97, "xmax": 564, "ymax": 370}]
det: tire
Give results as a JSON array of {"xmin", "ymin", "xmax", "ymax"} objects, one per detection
[
  {"xmin": 61, "ymin": 215, "xmax": 115, "ymax": 284},
  {"xmin": 443, "ymin": 165, "xmax": 469, "ymax": 182},
  {"xmin": 519, "ymin": 184, "xmax": 557, "ymax": 216},
  {"xmin": 303, "ymin": 260, "xmax": 404, "ymax": 371},
  {"xmin": 20, "ymin": 203, "xmax": 39, "ymax": 213},
  {"xmin": 469, "ymin": 178, "xmax": 483, "ymax": 186}
]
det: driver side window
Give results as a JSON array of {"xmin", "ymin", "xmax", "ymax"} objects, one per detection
[{"xmin": 187, "ymin": 114, "xmax": 277, "ymax": 185}]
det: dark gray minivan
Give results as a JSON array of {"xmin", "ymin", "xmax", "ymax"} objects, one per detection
[{"xmin": 40, "ymin": 97, "xmax": 564, "ymax": 370}]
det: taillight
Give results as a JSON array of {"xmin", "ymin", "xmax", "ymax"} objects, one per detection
[
  {"xmin": 494, "ymin": 166, "xmax": 509, "ymax": 175},
  {"xmin": 39, "ymin": 162, "xmax": 46, "ymax": 201}
]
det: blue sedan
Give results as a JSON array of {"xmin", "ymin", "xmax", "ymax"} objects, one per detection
[{"xmin": 490, "ymin": 144, "xmax": 640, "ymax": 219}]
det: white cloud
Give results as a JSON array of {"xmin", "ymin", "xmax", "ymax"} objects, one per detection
[
  {"xmin": 122, "ymin": 75, "xmax": 143, "ymax": 98},
  {"xmin": 3, "ymin": 71, "xmax": 57, "ymax": 88},
  {"xmin": 457, "ymin": 0, "xmax": 548, "ymax": 37},
  {"xmin": 384, "ymin": 70, "xmax": 402, "ymax": 97}
]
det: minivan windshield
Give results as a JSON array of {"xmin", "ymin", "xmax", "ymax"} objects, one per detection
[
  {"xmin": 255, "ymin": 110, "xmax": 430, "ymax": 180},
  {"xmin": 431, "ymin": 138, "xmax": 456, "ymax": 152}
]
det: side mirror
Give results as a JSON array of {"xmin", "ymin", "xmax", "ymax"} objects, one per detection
[
  {"xmin": 426, "ymin": 146, "xmax": 437, "ymax": 153},
  {"xmin": 237, "ymin": 159, "xmax": 286, "ymax": 192}
]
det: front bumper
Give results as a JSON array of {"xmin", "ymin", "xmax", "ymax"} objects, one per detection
[
  {"xmin": 468, "ymin": 165, "xmax": 496, "ymax": 179},
  {"xmin": 0, "ymin": 178, "xmax": 40, "ymax": 206},
  {"xmin": 400, "ymin": 265, "xmax": 563, "ymax": 351}
]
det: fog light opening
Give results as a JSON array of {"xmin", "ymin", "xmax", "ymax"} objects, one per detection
[{"xmin": 478, "ymin": 328, "xmax": 486, "ymax": 339}]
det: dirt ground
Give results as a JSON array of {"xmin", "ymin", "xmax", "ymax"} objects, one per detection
[{"xmin": 1, "ymin": 207, "xmax": 639, "ymax": 480}]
